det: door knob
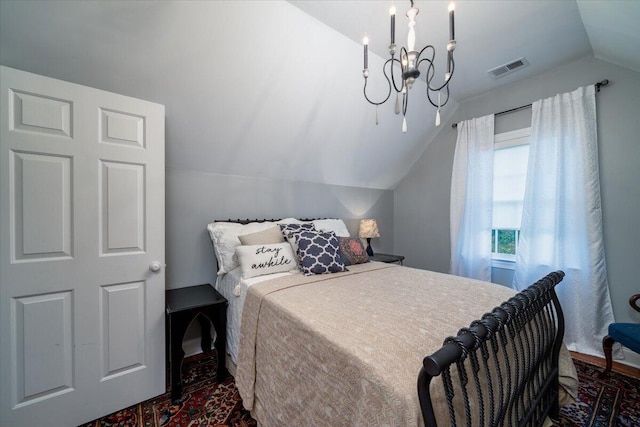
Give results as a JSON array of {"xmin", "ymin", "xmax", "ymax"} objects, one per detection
[{"xmin": 149, "ymin": 261, "xmax": 162, "ymax": 272}]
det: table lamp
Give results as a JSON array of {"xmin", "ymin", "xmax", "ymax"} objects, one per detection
[{"xmin": 358, "ymin": 219, "xmax": 380, "ymax": 256}]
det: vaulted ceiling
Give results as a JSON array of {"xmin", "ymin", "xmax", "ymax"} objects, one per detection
[{"xmin": 1, "ymin": 1, "xmax": 638, "ymax": 190}]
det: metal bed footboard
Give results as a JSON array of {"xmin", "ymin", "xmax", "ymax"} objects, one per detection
[{"xmin": 418, "ymin": 271, "xmax": 566, "ymax": 427}]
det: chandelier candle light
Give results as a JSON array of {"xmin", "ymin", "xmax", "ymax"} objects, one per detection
[{"xmin": 362, "ymin": 1, "xmax": 456, "ymax": 132}]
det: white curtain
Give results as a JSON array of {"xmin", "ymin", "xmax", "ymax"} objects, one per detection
[
  {"xmin": 513, "ymin": 85, "xmax": 615, "ymax": 356},
  {"xmin": 450, "ymin": 115, "xmax": 494, "ymax": 281}
]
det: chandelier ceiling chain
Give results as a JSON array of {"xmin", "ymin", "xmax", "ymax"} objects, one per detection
[{"xmin": 362, "ymin": 1, "xmax": 456, "ymax": 132}]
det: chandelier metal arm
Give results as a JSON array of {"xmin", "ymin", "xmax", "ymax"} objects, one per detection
[
  {"xmin": 415, "ymin": 44, "xmax": 453, "ymax": 93},
  {"xmin": 416, "ymin": 45, "xmax": 436, "ymax": 83},
  {"xmin": 417, "ymin": 44, "xmax": 436, "ymax": 63},
  {"xmin": 420, "ymin": 57, "xmax": 455, "ymax": 94},
  {"xmin": 389, "ymin": 57, "xmax": 405, "ymax": 93},
  {"xmin": 419, "ymin": 61, "xmax": 437, "ymax": 91},
  {"xmin": 403, "ymin": 87, "xmax": 409, "ymax": 116},
  {"xmin": 425, "ymin": 82, "xmax": 450, "ymax": 109},
  {"xmin": 363, "ymin": 58, "xmax": 395, "ymax": 106}
]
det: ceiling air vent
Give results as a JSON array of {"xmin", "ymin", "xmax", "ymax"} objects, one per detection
[{"xmin": 488, "ymin": 57, "xmax": 529, "ymax": 79}]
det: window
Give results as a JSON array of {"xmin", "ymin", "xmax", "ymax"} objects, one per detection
[{"xmin": 492, "ymin": 128, "xmax": 530, "ymax": 267}]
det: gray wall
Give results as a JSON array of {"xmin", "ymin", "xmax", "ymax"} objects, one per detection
[
  {"xmin": 0, "ymin": 0, "xmax": 443, "ymax": 192},
  {"xmin": 394, "ymin": 54, "xmax": 640, "ymax": 325},
  {"xmin": 167, "ymin": 168, "xmax": 394, "ymax": 289}
]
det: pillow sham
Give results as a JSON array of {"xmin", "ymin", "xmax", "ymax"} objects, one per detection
[
  {"xmin": 337, "ymin": 237, "xmax": 369, "ymax": 266},
  {"xmin": 292, "ymin": 230, "xmax": 348, "ymax": 276},
  {"xmin": 235, "ymin": 243, "xmax": 298, "ymax": 279},
  {"xmin": 207, "ymin": 221, "xmax": 276, "ymax": 275},
  {"xmin": 238, "ymin": 226, "xmax": 284, "ymax": 245},
  {"xmin": 312, "ymin": 219, "xmax": 350, "ymax": 237},
  {"xmin": 275, "ymin": 217, "xmax": 304, "ymax": 225}
]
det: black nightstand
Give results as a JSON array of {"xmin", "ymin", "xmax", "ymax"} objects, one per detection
[
  {"xmin": 166, "ymin": 284, "xmax": 228, "ymax": 402},
  {"xmin": 370, "ymin": 253, "xmax": 405, "ymax": 265}
]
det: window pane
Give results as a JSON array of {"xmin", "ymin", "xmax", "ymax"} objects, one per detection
[
  {"xmin": 492, "ymin": 229, "xmax": 496, "ymax": 252},
  {"xmin": 493, "ymin": 144, "xmax": 529, "ymax": 229},
  {"xmin": 497, "ymin": 229, "xmax": 516, "ymax": 255}
]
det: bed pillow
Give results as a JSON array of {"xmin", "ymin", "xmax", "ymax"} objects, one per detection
[
  {"xmin": 207, "ymin": 221, "xmax": 277, "ymax": 275},
  {"xmin": 238, "ymin": 226, "xmax": 284, "ymax": 245},
  {"xmin": 292, "ymin": 230, "xmax": 348, "ymax": 276},
  {"xmin": 279, "ymin": 222, "xmax": 316, "ymax": 256},
  {"xmin": 278, "ymin": 222, "xmax": 316, "ymax": 237},
  {"xmin": 312, "ymin": 219, "xmax": 350, "ymax": 237},
  {"xmin": 275, "ymin": 217, "xmax": 304, "ymax": 225},
  {"xmin": 235, "ymin": 243, "xmax": 298, "ymax": 279},
  {"xmin": 338, "ymin": 237, "xmax": 370, "ymax": 266}
]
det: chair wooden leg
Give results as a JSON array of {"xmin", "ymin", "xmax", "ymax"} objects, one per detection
[{"xmin": 602, "ymin": 335, "xmax": 615, "ymax": 376}]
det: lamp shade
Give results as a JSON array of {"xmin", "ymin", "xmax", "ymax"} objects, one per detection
[{"xmin": 358, "ymin": 219, "xmax": 380, "ymax": 238}]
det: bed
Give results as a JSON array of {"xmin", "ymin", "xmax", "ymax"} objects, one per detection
[{"xmin": 207, "ymin": 218, "xmax": 577, "ymax": 427}]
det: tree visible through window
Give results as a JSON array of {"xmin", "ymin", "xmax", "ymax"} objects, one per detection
[
  {"xmin": 492, "ymin": 229, "xmax": 519, "ymax": 255},
  {"xmin": 492, "ymin": 128, "xmax": 530, "ymax": 262}
]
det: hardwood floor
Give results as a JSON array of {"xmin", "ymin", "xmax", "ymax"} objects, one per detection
[{"xmin": 571, "ymin": 351, "xmax": 640, "ymax": 379}]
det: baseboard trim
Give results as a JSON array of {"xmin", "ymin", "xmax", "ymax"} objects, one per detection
[
  {"xmin": 621, "ymin": 348, "xmax": 640, "ymax": 370},
  {"xmin": 571, "ymin": 349, "xmax": 640, "ymax": 379}
]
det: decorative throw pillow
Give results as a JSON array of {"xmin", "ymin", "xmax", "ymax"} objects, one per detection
[
  {"xmin": 338, "ymin": 237, "xmax": 369, "ymax": 266},
  {"xmin": 279, "ymin": 222, "xmax": 316, "ymax": 255},
  {"xmin": 293, "ymin": 230, "xmax": 348, "ymax": 276},
  {"xmin": 312, "ymin": 219, "xmax": 351, "ymax": 237},
  {"xmin": 235, "ymin": 243, "xmax": 298, "ymax": 279},
  {"xmin": 238, "ymin": 226, "xmax": 284, "ymax": 245},
  {"xmin": 278, "ymin": 222, "xmax": 316, "ymax": 237}
]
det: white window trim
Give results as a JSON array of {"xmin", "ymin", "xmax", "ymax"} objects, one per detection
[
  {"xmin": 491, "ymin": 127, "xmax": 531, "ymax": 271},
  {"xmin": 492, "ymin": 258, "xmax": 516, "ymax": 270}
]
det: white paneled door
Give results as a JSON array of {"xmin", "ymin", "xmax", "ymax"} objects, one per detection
[{"xmin": 0, "ymin": 66, "xmax": 165, "ymax": 426}]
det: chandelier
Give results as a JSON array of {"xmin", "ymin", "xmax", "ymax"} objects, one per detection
[{"xmin": 362, "ymin": 1, "xmax": 456, "ymax": 132}]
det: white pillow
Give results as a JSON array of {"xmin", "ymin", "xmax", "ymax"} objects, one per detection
[
  {"xmin": 312, "ymin": 219, "xmax": 350, "ymax": 237},
  {"xmin": 275, "ymin": 217, "xmax": 304, "ymax": 225},
  {"xmin": 207, "ymin": 221, "xmax": 276, "ymax": 275},
  {"xmin": 236, "ymin": 243, "xmax": 298, "ymax": 279}
]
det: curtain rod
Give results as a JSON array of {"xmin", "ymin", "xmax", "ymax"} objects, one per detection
[{"xmin": 451, "ymin": 79, "xmax": 610, "ymax": 129}]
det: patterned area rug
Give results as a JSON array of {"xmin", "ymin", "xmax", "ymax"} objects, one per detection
[
  {"xmin": 80, "ymin": 352, "xmax": 256, "ymax": 427},
  {"xmin": 554, "ymin": 359, "xmax": 640, "ymax": 427},
  {"xmin": 83, "ymin": 354, "xmax": 638, "ymax": 427}
]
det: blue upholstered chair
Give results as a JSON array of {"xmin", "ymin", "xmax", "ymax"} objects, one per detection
[{"xmin": 602, "ymin": 294, "xmax": 640, "ymax": 374}]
